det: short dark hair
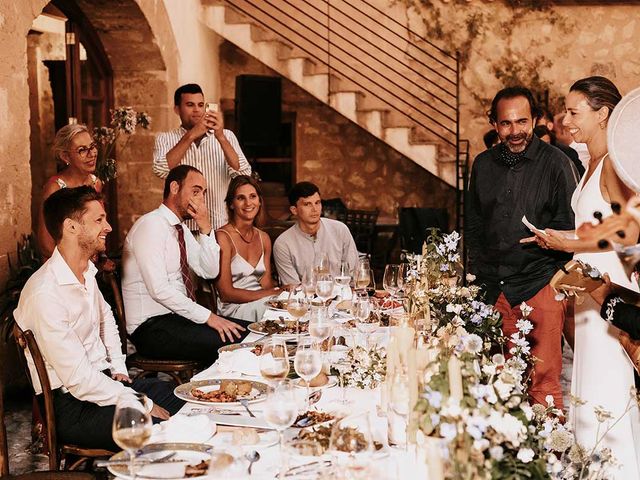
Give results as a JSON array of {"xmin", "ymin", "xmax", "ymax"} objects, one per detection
[
  {"xmin": 538, "ymin": 107, "xmax": 554, "ymax": 124},
  {"xmin": 570, "ymin": 76, "xmax": 621, "ymax": 120},
  {"xmin": 163, "ymin": 165, "xmax": 203, "ymax": 199},
  {"xmin": 288, "ymin": 181, "xmax": 320, "ymax": 206},
  {"xmin": 174, "ymin": 83, "xmax": 203, "ymax": 106},
  {"xmin": 533, "ymin": 124, "xmax": 556, "ymax": 143},
  {"xmin": 43, "ymin": 186, "xmax": 103, "ymax": 243},
  {"xmin": 487, "ymin": 86, "xmax": 540, "ymax": 124},
  {"xmin": 482, "ymin": 129, "xmax": 499, "ymax": 149},
  {"xmin": 225, "ymin": 175, "xmax": 264, "ymax": 223}
]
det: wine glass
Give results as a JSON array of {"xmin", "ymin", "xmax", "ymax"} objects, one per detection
[
  {"xmin": 334, "ymin": 262, "xmax": 352, "ymax": 300},
  {"xmin": 388, "ymin": 370, "xmax": 410, "ymax": 448},
  {"xmin": 354, "ymin": 296, "xmax": 377, "ymax": 347},
  {"xmin": 112, "ymin": 393, "xmax": 152, "ymax": 480},
  {"xmin": 314, "ymin": 252, "xmax": 330, "ymax": 275},
  {"xmin": 397, "ymin": 262, "xmax": 410, "ymax": 298},
  {"xmin": 329, "ymin": 344, "xmax": 352, "ymax": 405},
  {"xmin": 308, "ymin": 307, "xmax": 333, "ymax": 346},
  {"xmin": 262, "ymin": 380, "xmax": 299, "ymax": 479},
  {"xmin": 301, "ymin": 267, "xmax": 317, "ymax": 300},
  {"xmin": 383, "ymin": 264, "xmax": 400, "ymax": 301},
  {"xmin": 315, "ymin": 273, "xmax": 334, "ymax": 306},
  {"xmin": 329, "ymin": 412, "xmax": 374, "ymax": 478},
  {"xmin": 287, "ymin": 288, "xmax": 309, "ymax": 340},
  {"xmin": 294, "ymin": 338, "xmax": 322, "ymax": 410},
  {"xmin": 355, "ymin": 259, "xmax": 371, "ymax": 292},
  {"xmin": 259, "ymin": 336, "xmax": 290, "ymax": 384}
]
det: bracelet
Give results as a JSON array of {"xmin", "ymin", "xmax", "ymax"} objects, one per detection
[{"xmin": 604, "ymin": 296, "xmax": 623, "ymax": 323}]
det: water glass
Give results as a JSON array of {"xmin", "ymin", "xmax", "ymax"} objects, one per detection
[
  {"xmin": 355, "ymin": 259, "xmax": 371, "ymax": 292},
  {"xmin": 329, "ymin": 412, "xmax": 374, "ymax": 479},
  {"xmin": 388, "ymin": 371, "xmax": 410, "ymax": 448},
  {"xmin": 314, "ymin": 252, "xmax": 331, "ymax": 275},
  {"xmin": 259, "ymin": 336, "xmax": 290, "ymax": 383},
  {"xmin": 263, "ymin": 380, "xmax": 299, "ymax": 479},
  {"xmin": 294, "ymin": 339, "xmax": 322, "ymax": 410},
  {"xmin": 308, "ymin": 307, "xmax": 333, "ymax": 346},
  {"xmin": 112, "ymin": 393, "xmax": 152, "ymax": 479},
  {"xmin": 301, "ymin": 267, "xmax": 317, "ymax": 299},
  {"xmin": 383, "ymin": 264, "xmax": 400, "ymax": 299},
  {"xmin": 316, "ymin": 273, "xmax": 334, "ymax": 304}
]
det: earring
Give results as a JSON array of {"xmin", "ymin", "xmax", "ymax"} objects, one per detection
[{"xmin": 600, "ymin": 122, "xmax": 606, "ymax": 130}]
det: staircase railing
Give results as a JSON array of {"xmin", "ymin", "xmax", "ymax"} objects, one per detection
[{"xmin": 219, "ymin": 0, "xmax": 467, "ymax": 222}]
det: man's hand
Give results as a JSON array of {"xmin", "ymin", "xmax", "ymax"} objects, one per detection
[
  {"xmin": 590, "ymin": 273, "xmax": 614, "ymax": 307},
  {"xmin": 206, "ymin": 313, "xmax": 245, "ymax": 342},
  {"xmin": 210, "ymin": 111, "xmax": 225, "ymax": 139},
  {"xmin": 112, "ymin": 373, "xmax": 131, "ymax": 384},
  {"xmin": 150, "ymin": 404, "xmax": 170, "ymax": 420},
  {"xmin": 188, "ymin": 113, "xmax": 216, "ymax": 141},
  {"xmin": 187, "ymin": 195, "xmax": 212, "ymax": 236}
]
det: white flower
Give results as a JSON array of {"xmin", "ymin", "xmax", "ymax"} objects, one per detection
[
  {"xmin": 519, "ymin": 302, "xmax": 533, "ymax": 317},
  {"xmin": 463, "ymin": 334, "xmax": 483, "ymax": 354},
  {"xmin": 488, "ymin": 411, "xmax": 526, "ymax": 445},
  {"xmin": 516, "ymin": 318, "xmax": 534, "ymax": 335},
  {"xmin": 545, "ymin": 395, "xmax": 555, "ymax": 407},
  {"xmin": 446, "ymin": 304, "xmax": 463, "ymax": 315},
  {"xmin": 517, "ymin": 447, "xmax": 535, "ymax": 463},
  {"xmin": 440, "ymin": 422, "xmax": 457, "ymax": 442},
  {"xmin": 492, "ymin": 353, "xmax": 506, "ymax": 366},
  {"xmin": 466, "ymin": 273, "xmax": 476, "ymax": 282},
  {"xmin": 473, "ymin": 438, "xmax": 490, "ymax": 451},
  {"xmin": 489, "ymin": 446, "xmax": 504, "ymax": 460}
]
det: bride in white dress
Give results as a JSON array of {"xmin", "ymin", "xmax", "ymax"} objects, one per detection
[{"xmin": 535, "ymin": 76, "xmax": 640, "ymax": 478}]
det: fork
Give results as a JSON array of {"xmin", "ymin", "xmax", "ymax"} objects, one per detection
[{"xmin": 238, "ymin": 398, "xmax": 256, "ymax": 417}]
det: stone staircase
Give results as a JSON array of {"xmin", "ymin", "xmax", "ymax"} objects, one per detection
[{"xmin": 201, "ymin": 0, "xmax": 460, "ymax": 187}]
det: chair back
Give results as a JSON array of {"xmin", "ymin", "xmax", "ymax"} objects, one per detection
[
  {"xmin": 103, "ymin": 272, "xmax": 128, "ymax": 355},
  {"xmin": 398, "ymin": 207, "xmax": 449, "ymax": 254},
  {"xmin": 322, "ymin": 198, "xmax": 347, "ymax": 219},
  {"xmin": 338, "ymin": 209, "xmax": 379, "ymax": 256},
  {"xmin": 13, "ymin": 324, "xmax": 60, "ymax": 470}
]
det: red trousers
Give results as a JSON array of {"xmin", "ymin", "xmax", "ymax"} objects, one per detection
[{"xmin": 494, "ymin": 284, "xmax": 566, "ymax": 411}]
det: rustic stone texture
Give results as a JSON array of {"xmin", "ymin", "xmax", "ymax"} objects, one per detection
[{"xmin": 219, "ymin": 40, "xmax": 456, "ymax": 224}]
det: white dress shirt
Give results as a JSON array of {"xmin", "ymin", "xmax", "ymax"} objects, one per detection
[
  {"xmin": 122, "ymin": 204, "xmax": 221, "ymax": 334},
  {"xmin": 152, "ymin": 127, "xmax": 251, "ymax": 230},
  {"xmin": 13, "ymin": 248, "xmax": 132, "ymax": 406}
]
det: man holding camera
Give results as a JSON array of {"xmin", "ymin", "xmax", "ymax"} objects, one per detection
[{"xmin": 153, "ymin": 83, "xmax": 251, "ymax": 230}]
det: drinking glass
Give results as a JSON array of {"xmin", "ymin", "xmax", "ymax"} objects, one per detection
[
  {"xmin": 301, "ymin": 267, "xmax": 317, "ymax": 300},
  {"xmin": 383, "ymin": 264, "xmax": 400, "ymax": 300},
  {"xmin": 287, "ymin": 288, "xmax": 309, "ymax": 340},
  {"xmin": 388, "ymin": 370, "xmax": 410, "ymax": 448},
  {"xmin": 355, "ymin": 259, "xmax": 371, "ymax": 292},
  {"xmin": 259, "ymin": 336, "xmax": 290, "ymax": 384},
  {"xmin": 294, "ymin": 338, "xmax": 322, "ymax": 410},
  {"xmin": 308, "ymin": 307, "xmax": 333, "ymax": 346},
  {"xmin": 329, "ymin": 344, "xmax": 352, "ymax": 405},
  {"xmin": 315, "ymin": 273, "xmax": 334, "ymax": 305},
  {"xmin": 329, "ymin": 412, "xmax": 374, "ymax": 478},
  {"xmin": 314, "ymin": 252, "xmax": 331, "ymax": 275},
  {"xmin": 112, "ymin": 393, "xmax": 152, "ymax": 480},
  {"xmin": 334, "ymin": 261, "xmax": 352, "ymax": 300},
  {"xmin": 397, "ymin": 262, "xmax": 410, "ymax": 298},
  {"xmin": 354, "ymin": 296, "xmax": 377, "ymax": 346},
  {"xmin": 262, "ymin": 380, "xmax": 299, "ymax": 479}
]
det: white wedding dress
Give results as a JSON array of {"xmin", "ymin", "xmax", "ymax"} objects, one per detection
[{"xmin": 570, "ymin": 158, "xmax": 640, "ymax": 478}]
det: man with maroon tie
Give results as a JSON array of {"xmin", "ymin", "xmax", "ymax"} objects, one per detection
[{"xmin": 122, "ymin": 165, "xmax": 246, "ymax": 363}]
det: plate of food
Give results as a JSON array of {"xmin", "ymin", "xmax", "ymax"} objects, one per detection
[
  {"xmin": 293, "ymin": 410, "xmax": 337, "ymax": 428},
  {"xmin": 174, "ymin": 379, "xmax": 268, "ymax": 407},
  {"xmin": 210, "ymin": 428, "xmax": 278, "ymax": 450},
  {"xmin": 248, "ymin": 319, "xmax": 309, "ymax": 338},
  {"xmin": 106, "ymin": 442, "xmax": 218, "ymax": 480},
  {"xmin": 265, "ymin": 297, "xmax": 289, "ymax": 311},
  {"xmin": 217, "ymin": 342, "xmax": 262, "ymax": 355},
  {"xmin": 291, "ymin": 426, "xmax": 386, "ymax": 456},
  {"xmin": 293, "ymin": 373, "xmax": 337, "ymax": 390}
]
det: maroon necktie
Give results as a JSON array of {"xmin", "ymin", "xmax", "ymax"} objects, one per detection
[{"xmin": 175, "ymin": 224, "xmax": 196, "ymax": 300}]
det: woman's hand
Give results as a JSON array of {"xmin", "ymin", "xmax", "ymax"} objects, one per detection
[{"xmin": 520, "ymin": 229, "xmax": 571, "ymax": 251}]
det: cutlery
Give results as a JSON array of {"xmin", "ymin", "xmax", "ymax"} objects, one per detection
[
  {"xmin": 96, "ymin": 451, "xmax": 176, "ymax": 467},
  {"xmin": 277, "ymin": 460, "xmax": 332, "ymax": 477},
  {"xmin": 239, "ymin": 398, "xmax": 256, "ymax": 417},
  {"xmin": 308, "ymin": 390, "xmax": 322, "ymax": 405},
  {"xmin": 245, "ymin": 450, "xmax": 260, "ymax": 475}
]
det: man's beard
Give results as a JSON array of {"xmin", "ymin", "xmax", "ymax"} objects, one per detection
[{"xmin": 503, "ymin": 131, "xmax": 533, "ymax": 153}]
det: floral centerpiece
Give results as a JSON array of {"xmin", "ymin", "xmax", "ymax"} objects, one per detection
[
  {"xmin": 408, "ymin": 230, "xmax": 625, "ymax": 479},
  {"xmin": 93, "ymin": 107, "xmax": 151, "ymax": 182},
  {"xmin": 334, "ymin": 345, "xmax": 387, "ymax": 389}
]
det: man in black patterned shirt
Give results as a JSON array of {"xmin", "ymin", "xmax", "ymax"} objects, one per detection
[{"xmin": 465, "ymin": 86, "xmax": 577, "ymax": 410}]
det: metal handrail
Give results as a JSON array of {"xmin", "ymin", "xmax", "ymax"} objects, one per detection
[{"xmin": 227, "ymin": 0, "xmax": 457, "ymax": 145}]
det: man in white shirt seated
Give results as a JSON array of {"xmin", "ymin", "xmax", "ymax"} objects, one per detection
[
  {"xmin": 123, "ymin": 165, "xmax": 247, "ymax": 364},
  {"xmin": 273, "ymin": 181, "xmax": 359, "ymax": 285},
  {"xmin": 13, "ymin": 186, "xmax": 183, "ymax": 452}
]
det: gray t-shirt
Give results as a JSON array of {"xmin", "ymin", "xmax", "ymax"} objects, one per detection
[{"xmin": 273, "ymin": 218, "xmax": 359, "ymax": 285}]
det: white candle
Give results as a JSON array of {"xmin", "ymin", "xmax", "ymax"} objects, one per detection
[{"xmin": 447, "ymin": 355, "xmax": 464, "ymax": 402}]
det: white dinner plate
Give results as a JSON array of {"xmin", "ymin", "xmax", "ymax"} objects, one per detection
[{"xmin": 174, "ymin": 379, "xmax": 268, "ymax": 407}]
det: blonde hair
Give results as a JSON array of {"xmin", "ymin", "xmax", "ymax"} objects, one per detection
[{"xmin": 53, "ymin": 124, "xmax": 90, "ymax": 162}]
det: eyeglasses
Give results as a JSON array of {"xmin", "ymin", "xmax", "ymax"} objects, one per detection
[{"xmin": 68, "ymin": 143, "xmax": 98, "ymax": 158}]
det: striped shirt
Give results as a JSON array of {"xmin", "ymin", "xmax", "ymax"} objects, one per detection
[{"xmin": 152, "ymin": 127, "xmax": 251, "ymax": 230}]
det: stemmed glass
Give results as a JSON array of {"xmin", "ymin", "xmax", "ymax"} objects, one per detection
[
  {"xmin": 354, "ymin": 295, "xmax": 377, "ymax": 347},
  {"xmin": 262, "ymin": 380, "xmax": 299, "ymax": 479},
  {"xmin": 287, "ymin": 287, "xmax": 309, "ymax": 340},
  {"xmin": 329, "ymin": 344, "xmax": 352, "ymax": 405},
  {"xmin": 334, "ymin": 261, "xmax": 352, "ymax": 300},
  {"xmin": 294, "ymin": 338, "xmax": 322, "ymax": 411},
  {"xmin": 112, "ymin": 393, "xmax": 152, "ymax": 480},
  {"xmin": 315, "ymin": 273, "xmax": 334, "ymax": 307},
  {"xmin": 314, "ymin": 252, "xmax": 331, "ymax": 275},
  {"xmin": 396, "ymin": 262, "xmax": 410, "ymax": 298},
  {"xmin": 355, "ymin": 258, "xmax": 371, "ymax": 293},
  {"xmin": 301, "ymin": 267, "xmax": 317, "ymax": 300},
  {"xmin": 383, "ymin": 264, "xmax": 400, "ymax": 302},
  {"xmin": 328, "ymin": 412, "xmax": 374, "ymax": 478},
  {"xmin": 259, "ymin": 336, "xmax": 290, "ymax": 384},
  {"xmin": 388, "ymin": 370, "xmax": 411, "ymax": 448},
  {"xmin": 308, "ymin": 307, "xmax": 333, "ymax": 347}
]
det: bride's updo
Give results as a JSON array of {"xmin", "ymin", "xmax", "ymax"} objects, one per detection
[{"xmin": 569, "ymin": 76, "xmax": 622, "ymax": 124}]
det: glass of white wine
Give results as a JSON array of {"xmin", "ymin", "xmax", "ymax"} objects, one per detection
[
  {"xmin": 383, "ymin": 264, "xmax": 400, "ymax": 301},
  {"xmin": 355, "ymin": 260, "xmax": 371, "ymax": 293},
  {"xmin": 112, "ymin": 392, "xmax": 152, "ymax": 480},
  {"xmin": 314, "ymin": 252, "xmax": 331, "ymax": 275},
  {"xmin": 294, "ymin": 338, "xmax": 322, "ymax": 411},
  {"xmin": 263, "ymin": 380, "xmax": 299, "ymax": 479},
  {"xmin": 309, "ymin": 308, "xmax": 333, "ymax": 346},
  {"xmin": 259, "ymin": 336, "xmax": 290, "ymax": 384},
  {"xmin": 316, "ymin": 273, "xmax": 334, "ymax": 306},
  {"xmin": 334, "ymin": 261, "xmax": 352, "ymax": 300},
  {"xmin": 287, "ymin": 288, "xmax": 309, "ymax": 340},
  {"xmin": 301, "ymin": 267, "xmax": 317, "ymax": 300}
]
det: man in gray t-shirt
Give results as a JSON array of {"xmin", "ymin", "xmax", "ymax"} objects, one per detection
[{"xmin": 273, "ymin": 182, "xmax": 358, "ymax": 286}]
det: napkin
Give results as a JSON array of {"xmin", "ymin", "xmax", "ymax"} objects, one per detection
[
  {"xmin": 136, "ymin": 462, "xmax": 186, "ymax": 479},
  {"xmin": 192, "ymin": 349, "xmax": 260, "ymax": 380},
  {"xmin": 149, "ymin": 414, "xmax": 216, "ymax": 443}
]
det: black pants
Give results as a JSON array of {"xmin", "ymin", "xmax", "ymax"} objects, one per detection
[
  {"xmin": 130, "ymin": 313, "xmax": 251, "ymax": 364},
  {"xmin": 41, "ymin": 377, "xmax": 185, "ymax": 452}
]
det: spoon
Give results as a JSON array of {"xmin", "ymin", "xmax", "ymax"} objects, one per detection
[
  {"xmin": 245, "ymin": 450, "xmax": 260, "ymax": 475},
  {"xmin": 239, "ymin": 398, "xmax": 256, "ymax": 417}
]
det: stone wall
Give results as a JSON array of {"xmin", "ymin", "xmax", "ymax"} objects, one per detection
[{"xmin": 218, "ymin": 40, "xmax": 456, "ymax": 223}]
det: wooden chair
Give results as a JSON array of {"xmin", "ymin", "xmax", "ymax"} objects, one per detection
[
  {"xmin": 103, "ymin": 272, "xmax": 201, "ymax": 385},
  {"xmin": 12, "ymin": 325, "xmax": 112, "ymax": 472},
  {"xmin": 338, "ymin": 209, "xmax": 379, "ymax": 256}
]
